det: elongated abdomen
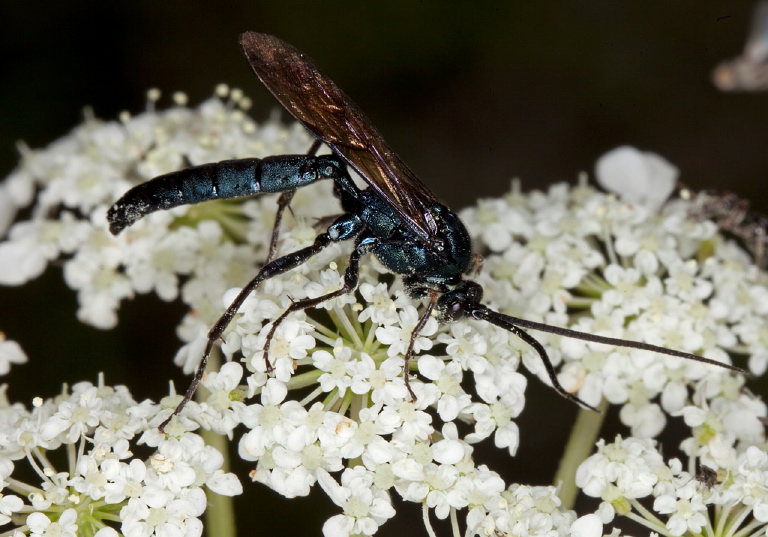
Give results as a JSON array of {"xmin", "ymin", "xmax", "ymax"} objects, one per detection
[{"xmin": 107, "ymin": 155, "xmax": 336, "ymax": 235}]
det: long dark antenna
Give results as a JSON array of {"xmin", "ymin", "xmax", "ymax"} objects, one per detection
[{"xmin": 471, "ymin": 305, "xmax": 747, "ymax": 409}]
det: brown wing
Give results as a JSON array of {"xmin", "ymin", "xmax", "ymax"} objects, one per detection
[{"xmin": 239, "ymin": 32, "xmax": 440, "ymax": 242}]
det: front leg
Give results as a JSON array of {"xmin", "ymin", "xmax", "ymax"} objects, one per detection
[{"xmin": 401, "ymin": 291, "xmax": 438, "ymax": 401}]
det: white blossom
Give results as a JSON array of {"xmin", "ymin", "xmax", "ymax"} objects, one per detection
[
  {"xmin": 0, "ymin": 336, "xmax": 28, "ymax": 375},
  {"xmin": 2, "ymin": 90, "xmax": 767, "ymax": 537},
  {"xmin": 595, "ymin": 145, "xmax": 678, "ymax": 211}
]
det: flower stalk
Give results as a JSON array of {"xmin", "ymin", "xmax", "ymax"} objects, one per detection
[{"xmin": 555, "ymin": 399, "xmax": 609, "ymax": 509}]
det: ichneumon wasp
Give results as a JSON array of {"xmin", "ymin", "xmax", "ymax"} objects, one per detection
[{"xmin": 108, "ymin": 33, "xmax": 746, "ymax": 430}]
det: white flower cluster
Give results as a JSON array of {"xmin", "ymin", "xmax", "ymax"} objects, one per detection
[
  {"xmin": 1, "ymin": 88, "xmax": 766, "ymax": 537},
  {"xmin": 461, "ymin": 159, "xmax": 768, "ymax": 438},
  {"xmin": 0, "ymin": 377, "xmax": 240, "ymax": 537},
  {"xmin": 577, "ymin": 435, "xmax": 768, "ymax": 537},
  {"xmin": 0, "ymin": 86, "xmax": 317, "ymax": 331}
]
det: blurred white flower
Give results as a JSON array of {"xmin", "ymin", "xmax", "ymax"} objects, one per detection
[
  {"xmin": 595, "ymin": 145, "xmax": 680, "ymax": 211},
  {"xmin": 595, "ymin": 145, "xmax": 678, "ymax": 211}
]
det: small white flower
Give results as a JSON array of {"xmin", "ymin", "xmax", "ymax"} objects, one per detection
[
  {"xmin": 0, "ymin": 493, "xmax": 23, "ymax": 525},
  {"xmin": 40, "ymin": 385, "xmax": 104, "ymax": 443},
  {"xmin": 0, "ymin": 220, "xmax": 66, "ymax": 285},
  {"xmin": 431, "ymin": 423, "xmax": 466, "ymax": 465},
  {"xmin": 570, "ymin": 513, "xmax": 603, "ymax": 537},
  {"xmin": 653, "ymin": 488, "xmax": 708, "ymax": 536},
  {"xmin": 375, "ymin": 305, "xmax": 437, "ymax": 358},
  {"xmin": 358, "ymin": 282, "xmax": 400, "ymax": 325},
  {"xmin": 27, "ymin": 508, "xmax": 78, "ymax": 537},
  {"xmin": 619, "ymin": 402, "xmax": 666, "ymax": 438},
  {"xmin": 595, "ymin": 145, "xmax": 678, "ymax": 211},
  {"xmin": 317, "ymin": 467, "xmax": 396, "ymax": 536},
  {"xmin": 0, "ymin": 336, "xmax": 28, "ymax": 375}
]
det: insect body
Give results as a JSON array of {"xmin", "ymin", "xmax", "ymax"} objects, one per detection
[
  {"xmin": 696, "ymin": 465, "xmax": 721, "ymax": 489},
  {"xmin": 681, "ymin": 187, "xmax": 768, "ymax": 267},
  {"xmin": 108, "ymin": 33, "xmax": 744, "ymax": 428}
]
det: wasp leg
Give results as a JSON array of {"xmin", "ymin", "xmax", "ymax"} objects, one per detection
[
  {"xmin": 266, "ymin": 189, "xmax": 296, "ymax": 263},
  {"xmin": 160, "ymin": 230, "xmax": 336, "ymax": 431},
  {"xmin": 261, "ymin": 245, "xmax": 364, "ymax": 368},
  {"xmin": 265, "ymin": 140, "xmax": 322, "ymax": 263},
  {"xmin": 402, "ymin": 291, "xmax": 438, "ymax": 401}
]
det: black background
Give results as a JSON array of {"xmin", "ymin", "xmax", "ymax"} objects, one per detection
[{"xmin": 1, "ymin": 2, "xmax": 766, "ymax": 535}]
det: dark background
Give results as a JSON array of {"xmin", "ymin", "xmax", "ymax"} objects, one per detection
[{"xmin": 1, "ymin": 2, "xmax": 766, "ymax": 535}]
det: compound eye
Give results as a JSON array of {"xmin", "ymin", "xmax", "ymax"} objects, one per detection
[{"xmin": 446, "ymin": 300, "xmax": 465, "ymax": 322}]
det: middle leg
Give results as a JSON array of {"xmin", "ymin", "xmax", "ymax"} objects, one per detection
[{"xmin": 261, "ymin": 245, "xmax": 364, "ymax": 369}]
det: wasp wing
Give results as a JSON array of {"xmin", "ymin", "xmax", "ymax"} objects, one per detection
[{"xmin": 239, "ymin": 31, "xmax": 441, "ymax": 243}]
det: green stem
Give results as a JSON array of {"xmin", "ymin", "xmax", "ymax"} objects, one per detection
[
  {"xmin": 200, "ymin": 350, "xmax": 236, "ymax": 537},
  {"xmin": 623, "ymin": 510, "xmax": 672, "ymax": 537},
  {"xmin": 554, "ymin": 398, "xmax": 609, "ymax": 509},
  {"xmin": 450, "ymin": 507, "xmax": 461, "ymax": 537},
  {"xmin": 630, "ymin": 498, "xmax": 667, "ymax": 528},
  {"xmin": 423, "ymin": 502, "xmax": 437, "ymax": 537},
  {"xmin": 727, "ymin": 504, "xmax": 757, "ymax": 537},
  {"xmin": 4, "ymin": 477, "xmax": 40, "ymax": 496}
]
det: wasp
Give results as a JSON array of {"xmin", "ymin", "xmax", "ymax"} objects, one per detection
[{"xmin": 108, "ymin": 33, "xmax": 745, "ymax": 429}]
